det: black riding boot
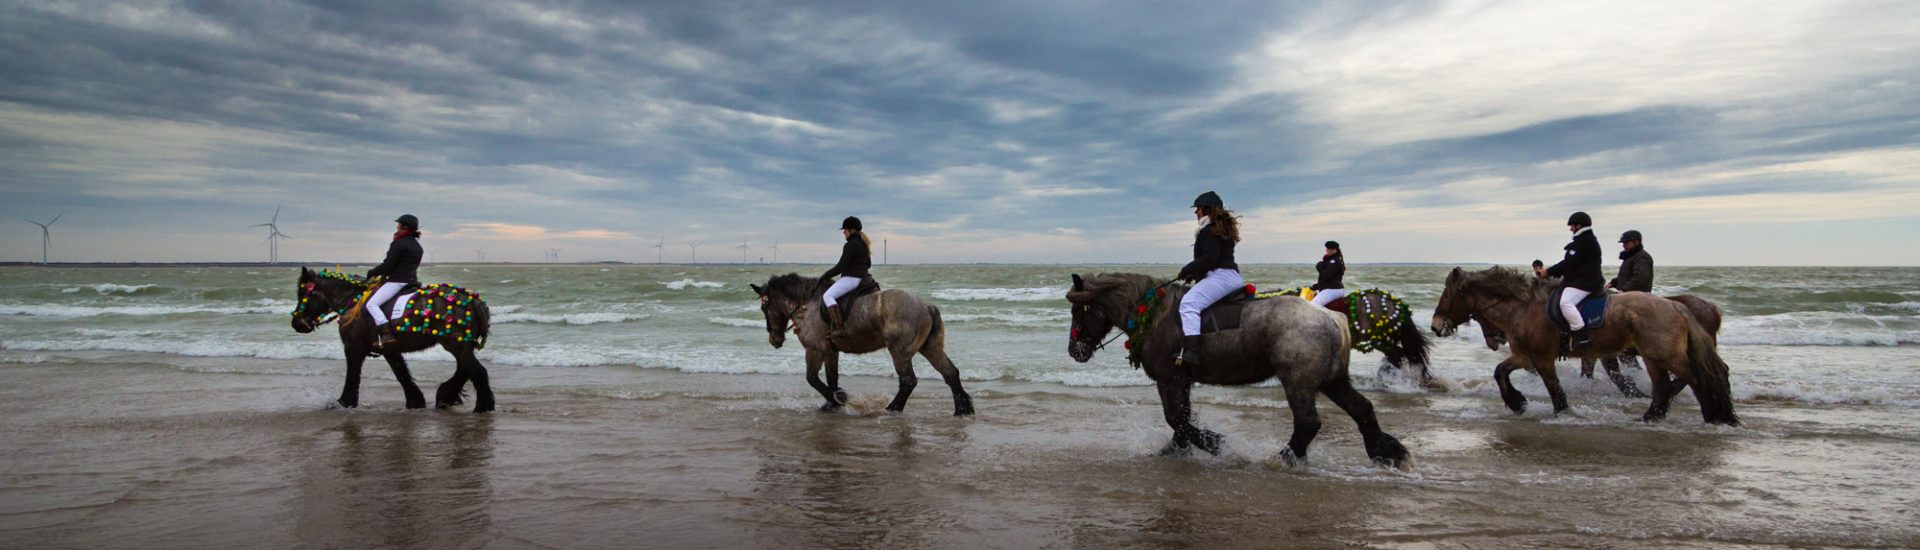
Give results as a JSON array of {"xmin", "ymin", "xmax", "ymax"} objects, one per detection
[
  {"xmin": 375, "ymin": 324, "xmax": 398, "ymax": 349},
  {"xmin": 1175, "ymin": 335, "xmax": 1204, "ymax": 368},
  {"xmin": 825, "ymin": 307, "xmax": 845, "ymax": 339},
  {"xmin": 1568, "ymin": 328, "xmax": 1591, "ymax": 351}
]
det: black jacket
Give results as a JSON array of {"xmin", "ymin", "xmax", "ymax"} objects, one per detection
[
  {"xmin": 1177, "ymin": 226, "xmax": 1238, "ymax": 281},
  {"xmin": 1312, "ymin": 252, "xmax": 1345, "ymax": 291},
  {"xmin": 821, "ymin": 234, "xmax": 872, "ymax": 280},
  {"xmin": 1546, "ymin": 228, "xmax": 1604, "ymax": 292},
  {"xmin": 1610, "ymin": 247, "xmax": 1654, "ymax": 292},
  {"xmin": 367, "ymin": 235, "xmax": 423, "ymax": 284}
]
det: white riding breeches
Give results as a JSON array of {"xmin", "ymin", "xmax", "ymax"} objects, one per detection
[
  {"xmin": 366, "ymin": 282, "xmax": 406, "ymax": 326},
  {"xmin": 1310, "ymin": 288, "xmax": 1348, "ymax": 307},
  {"xmin": 1179, "ymin": 269, "xmax": 1245, "ymax": 336},
  {"xmin": 1560, "ymin": 287, "xmax": 1592, "ymax": 331},
  {"xmin": 822, "ymin": 277, "xmax": 861, "ymax": 307}
]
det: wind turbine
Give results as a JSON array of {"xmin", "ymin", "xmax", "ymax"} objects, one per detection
[
  {"xmin": 736, "ymin": 236, "xmax": 752, "ymax": 263},
  {"xmin": 250, "ymin": 206, "xmax": 290, "ymax": 264},
  {"xmin": 686, "ymin": 242, "xmax": 701, "ymax": 263},
  {"xmin": 23, "ymin": 214, "xmax": 61, "ymax": 265},
  {"xmin": 768, "ymin": 238, "xmax": 780, "ymax": 263},
  {"xmin": 475, "ymin": 249, "xmax": 487, "ymax": 263},
  {"xmin": 651, "ymin": 238, "xmax": 665, "ymax": 263},
  {"xmin": 548, "ymin": 247, "xmax": 562, "ymax": 263}
]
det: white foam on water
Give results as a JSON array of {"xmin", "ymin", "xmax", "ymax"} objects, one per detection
[
  {"xmin": 1737, "ymin": 380, "xmax": 1920, "ymax": 408},
  {"xmin": 89, "ymin": 283, "xmax": 158, "ymax": 294},
  {"xmin": 663, "ymin": 279, "xmax": 725, "ymax": 290},
  {"xmin": 931, "ymin": 287, "xmax": 1064, "ymax": 302},
  {"xmin": 3, "ymin": 335, "xmax": 339, "ymax": 360},
  {"xmin": 493, "ymin": 312, "xmax": 651, "ymax": 325},
  {"xmin": 1721, "ymin": 313, "xmax": 1919, "ymax": 346},
  {"xmin": 943, "ymin": 311, "xmax": 1071, "ymax": 326},
  {"xmin": 60, "ymin": 287, "xmax": 78, "ymax": 294},
  {"xmin": 491, "ymin": 304, "xmax": 524, "ymax": 314},
  {"xmin": 0, "ymin": 303, "xmax": 284, "ymax": 318},
  {"xmin": 707, "ymin": 317, "xmax": 765, "ymax": 328}
]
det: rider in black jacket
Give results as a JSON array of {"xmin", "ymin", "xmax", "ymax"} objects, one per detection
[
  {"xmin": 1608, "ymin": 230, "xmax": 1653, "ymax": 293},
  {"xmin": 1543, "ymin": 211, "xmax": 1602, "ymax": 348},
  {"xmin": 366, "ymin": 214, "xmax": 424, "ymax": 348},
  {"xmin": 1174, "ymin": 191, "xmax": 1244, "ymax": 369},
  {"xmin": 820, "ymin": 216, "xmax": 873, "ymax": 336},
  {"xmin": 1309, "ymin": 241, "xmax": 1346, "ymax": 307}
]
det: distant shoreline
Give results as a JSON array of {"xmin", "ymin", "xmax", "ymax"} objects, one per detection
[{"xmin": 4, "ymin": 262, "xmax": 1913, "ymax": 268}]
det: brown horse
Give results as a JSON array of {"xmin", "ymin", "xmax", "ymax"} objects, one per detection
[
  {"xmin": 1477, "ymin": 294, "xmax": 1723, "ymax": 398},
  {"xmin": 752, "ymin": 274, "xmax": 973, "ymax": 416},
  {"xmin": 1431, "ymin": 267, "xmax": 1737, "ymax": 425}
]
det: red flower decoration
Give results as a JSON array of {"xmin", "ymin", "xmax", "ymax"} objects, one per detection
[
  {"xmin": 1245, "ymin": 284, "xmax": 1256, "ymax": 295},
  {"xmin": 1123, "ymin": 340, "xmax": 1132, "ymax": 350},
  {"xmin": 1137, "ymin": 305, "xmax": 1148, "ymax": 313}
]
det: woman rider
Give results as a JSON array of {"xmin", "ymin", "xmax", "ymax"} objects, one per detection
[
  {"xmin": 1174, "ymin": 191, "xmax": 1242, "ymax": 368},
  {"xmin": 366, "ymin": 214, "xmax": 424, "ymax": 349},
  {"xmin": 1309, "ymin": 241, "xmax": 1346, "ymax": 308},
  {"xmin": 820, "ymin": 216, "xmax": 873, "ymax": 337},
  {"xmin": 1543, "ymin": 211, "xmax": 1604, "ymax": 349}
]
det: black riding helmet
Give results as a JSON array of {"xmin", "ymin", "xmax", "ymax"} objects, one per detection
[
  {"xmin": 395, "ymin": 214, "xmax": 419, "ymax": 230},
  {"xmin": 1619, "ymin": 230, "xmax": 1643, "ymax": 243},
  {"xmin": 1192, "ymin": 191, "xmax": 1224, "ymax": 209},
  {"xmin": 1324, "ymin": 240, "xmax": 1340, "ymax": 250},
  {"xmin": 1567, "ymin": 211, "xmax": 1592, "ymax": 228},
  {"xmin": 841, "ymin": 216, "xmax": 862, "ymax": 231}
]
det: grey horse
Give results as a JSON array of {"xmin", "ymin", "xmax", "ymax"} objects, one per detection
[
  {"xmin": 1065, "ymin": 273, "xmax": 1410, "ymax": 468},
  {"xmin": 752, "ymin": 273, "xmax": 974, "ymax": 416}
]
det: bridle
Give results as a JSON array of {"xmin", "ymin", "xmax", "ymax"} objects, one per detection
[
  {"xmin": 762, "ymin": 280, "xmax": 823, "ymax": 336},
  {"xmin": 1070, "ymin": 306, "xmax": 1127, "ymax": 352}
]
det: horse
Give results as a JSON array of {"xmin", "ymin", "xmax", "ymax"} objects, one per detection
[
  {"xmin": 751, "ymin": 273, "xmax": 974, "ymax": 416},
  {"xmin": 290, "ymin": 268, "xmax": 496, "ymax": 412},
  {"xmin": 1430, "ymin": 267, "xmax": 1737, "ymax": 425},
  {"xmin": 1065, "ymin": 273, "xmax": 1409, "ymax": 468},
  {"xmin": 1476, "ymin": 294, "xmax": 1723, "ymax": 399},
  {"xmin": 1274, "ymin": 287, "xmax": 1435, "ymax": 383}
]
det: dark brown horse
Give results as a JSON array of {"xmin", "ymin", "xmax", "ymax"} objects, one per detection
[
  {"xmin": 1066, "ymin": 273, "xmax": 1409, "ymax": 467},
  {"xmin": 290, "ymin": 268, "xmax": 496, "ymax": 412},
  {"xmin": 1431, "ymin": 267, "xmax": 1737, "ymax": 425},
  {"xmin": 752, "ymin": 274, "xmax": 973, "ymax": 416},
  {"xmin": 1477, "ymin": 294, "xmax": 1723, "ymax": 398}
]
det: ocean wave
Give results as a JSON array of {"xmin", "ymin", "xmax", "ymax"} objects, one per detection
[
  {"xmin": 943, "ymin": 312, "xmax": 1070, "ymax": 326},
  {"xmin": 60, "ymin": 283, "xmax": 162, "ymax": 295},
  {"xmin": 707, "ymin": 317, "xmax": 765, "ymax": 328},
  {"xmin": 1736, "ymin": 381, "xmax": 1920, "ymax": 408},
  {"xmin": 493, "ymin": 312, "xmax": 650, "ymax": 325},
  {"xmin": 3, "ymin": 335, "xmax": 338, "ymax": 360},
  {"xmin": 931, "ymin": 287, "xmax": 1063, "ymax": 302},
  {"xmin": 0, "ymin": 303, "xmax": 285, "ymax": 318},
  {"xmin": 663, "ymin": 279, "xmax": 725, "ymax": 290},
  {"xmin": 1721, "ymin": 313, "xmax": 1919, "ymax": 346}
]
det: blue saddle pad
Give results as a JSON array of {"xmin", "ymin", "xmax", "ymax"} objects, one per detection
[{"xmin": 1546, "ymin": 288, "xmax": 1607, "ymax": 331}]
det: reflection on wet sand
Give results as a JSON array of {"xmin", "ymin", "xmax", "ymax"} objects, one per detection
[{"xmin": 293, "ymin": 414, "xmax": 496, "ymax": 548}]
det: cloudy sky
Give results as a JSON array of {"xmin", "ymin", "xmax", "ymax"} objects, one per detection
[{"xmin": 3, "ymin": 0, "xmax": 1918, "ymax": 265}]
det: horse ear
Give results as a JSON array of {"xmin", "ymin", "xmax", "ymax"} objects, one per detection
[
  {"xmin": 1071, "ymin": 273, "xmax": 1085, "ymax": 291},
  {"xmin": 299, "ymin": 267, "xmax": 311, "ymax": 281},
  {"xmin": 750, "ymin": 283, "xmax": 764, "ymax": 296}
]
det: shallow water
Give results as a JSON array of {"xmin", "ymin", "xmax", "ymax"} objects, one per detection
[{"xmin": 1, "ymin": 264, "xmax": 1917, "ymax": 547}]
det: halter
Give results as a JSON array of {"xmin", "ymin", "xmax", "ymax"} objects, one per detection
[{"xmin": 763, "ymin": 279, "xmax": 824, "ymax": 335}]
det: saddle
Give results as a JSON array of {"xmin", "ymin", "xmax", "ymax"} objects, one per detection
[
  {"xmin": 1197, "ymin": 287, "xmax": 1254, "ymax": 334},
  {"xmin": 374, "ymin": 282, "xmax": 424, "ymax": 320},
  {"xmin": 831, "ymin": 277, "xmax": 882, "ymax": 319},
  {"xmin": 1546, "ymin": 287, "xmax": 1608, "ymax": 331}
]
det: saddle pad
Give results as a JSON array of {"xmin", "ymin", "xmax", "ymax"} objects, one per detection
[
  {"xmin": 1198, "ymin": 288, "xmax": 1254, "ymax": 334},
  {"xmin": 388, "ymin": 292, "xmax": 417, "ymax": 320},
  {"xmin": 833, "ymin": 277, "xmax": 883, "ymax": 317},
  {"xmin": 1546, "ymin": 287, "xmax": 1608, "ymax": 331}
]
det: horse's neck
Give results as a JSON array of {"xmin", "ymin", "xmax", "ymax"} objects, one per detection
[{"xmin": 1476, "ymin": 293, "xmax": 1538, "ymax": 334}]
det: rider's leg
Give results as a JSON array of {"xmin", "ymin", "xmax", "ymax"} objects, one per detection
[
  {"xmin": 821, "ymin": 277, "xmax": 860, "ymax": 308},
  {"xmin": 366, "ymin": 282, "xmax": 405, "ymax": 326},
  {"xmin": 1559, "ymin": 287, "xmax": 1590, "ymax": 332},
  {"xmin": 1176, "ymin": 269, "xmax": 1244, "ymax": 366},
  {"xmin": 1309, "ymin": 288, "xmax": 1347, "ymax": 307}
]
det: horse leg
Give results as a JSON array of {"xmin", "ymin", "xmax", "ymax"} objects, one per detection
[
  {"xmin": 1640, "ymin": 361, "xmax": 1676, "ymax": 422},
  {"xmin": 1604, "ymin": 353, "xmax": 1649, "ymax": 398},
  {"xmin": 804, "ymin": 348, "xmax": 841, "ymax": 411},
  {"xmin": 883, "ymin": 348, "xmax": 919, "ymax": 413},
  {"xmin": 825, "ymin": 351, "xmax": 848, "ymax": 406},
  {"xmin": 337, "ymin": 350, "xmax": 365, "ymax": 409},
  {"xmin": 453, "ymin": 346, "xmax": 494, "ymax": 413},
  {"xmin": 1494, "ymin": 358, "xmax": 1527, "ymax": 413},
  {"xmin": 1322, "ymin": 376, "xmax": 1409, "ymax": 468},
  {"xmin": 1533, "ymin": 359, "xmax": 1572, "ymax": 415},
  {"xmin": 1156, "ymin": 380, "xmax": 1222, "ymax": 456},
  {"xmin": 383, "ymin": 352, "xmax": 426, "ymax": 409},
  {"xmin": 921, "ymin": 349, "xmax": 973, "ymax": 416},
  {"xmin": 1580, "ymin": 357, "xmax": 1598, "ymax": 379},
  {"xmin": 1276, "ymin": 383, "xmax": 1322, "ymax": 467}
]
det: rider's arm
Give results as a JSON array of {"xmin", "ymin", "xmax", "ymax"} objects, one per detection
[
  {"xmin": 1177, "ymin": 232, "xmax": 1219, "ymax": 282},
  {"xmin": 821, "ymin": 240, "xmax": 853, "ymax": 280},
  {"xmin": 367, "ymin": 240, "xmax": 400, "ymax": 279}
]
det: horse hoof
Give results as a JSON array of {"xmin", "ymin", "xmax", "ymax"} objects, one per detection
[
  {"xmin": 332, "ymin": 399, "xmax": 357, "ymax": 410},
  {"xmin": 953, "ymin": 406, "xmax": 974, "ymax": 417},
  {"xmin": 1159, "ymin": 441, "xmax": 1193, "ymax": 458},
  {"xmin": 831, "ymin": 388, "xmax": 849, "ymax": 405},
  {"xmin": 1275, "ymin": 448, "xmax": 1307, "ymax": 468},
  {"xmin": 1193, "ymin": 430, "xmax": 1225, "ymax": 456},
  {"xmin": 818, "ymin": 403, "xmax": 844, "ymax": 412},
  {"xmin": 474, "ymin": 404, "xmax": 495, "ymax": 414}
]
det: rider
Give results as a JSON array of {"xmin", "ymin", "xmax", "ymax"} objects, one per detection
[
  {"xmin": 1543, "ymin": 211, "xmax": 1603, "ymax": 349},
  {"xmin": 1608, "ymin": 229, "xmax": 1653, "ymax": 293},
  {"xmin": 820, "ymin": 216, "xmax": 872, "ymax": 337},
  {"xmin": 366, "ymin": 214, "xmax": 424, "ymax": 349},
  {"xmin": 1174, "ymin": 191, "xmax": 1242, "ymax": 368},
  {"xmin": 1309, "ymin": 241, "xmax": 1346, "ymax": 307}
]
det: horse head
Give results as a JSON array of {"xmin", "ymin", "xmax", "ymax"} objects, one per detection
[
  {"xmin": 752, "ymin": 273, "xmax": 810, "ymax": 349},
  {"xmin": 1430, "ymin": 267, "xmax": 1472, "ymax": 337},
  {"xmin": 290, "ymin": 267, "xmax": 365, "ymax": 334},
  {"xmin": 1064, "ymin": 273, "xmax": 1130, "ymax": 363}
]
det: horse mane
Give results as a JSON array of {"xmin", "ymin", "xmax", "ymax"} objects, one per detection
[
  {"xmin": 765, "ymin": 273, "xmax": 817, "ymax": 302},
  {"xmin": 1462, "ymin": 266, "xmax": 1551, "ymax": 302},
  {"xmin": 1066, "ymin": 273, "xmax": 1160, "ymax": 315}
]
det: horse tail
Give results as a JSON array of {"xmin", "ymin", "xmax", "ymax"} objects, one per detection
[
  {"xmin": 1683, "ymin": 311, "xmax": 1738, "ymax": 425},
  {"xmin": 1394, "ymin": 313, "xmax": 1433, "ymax": 376},
  {"xmin": 924, "ymin": 304, "xmax": 944, "ymax": 350},
  {"xmin": 471, "ymin": 297, "xmax": 492, "ymax": 350}
]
